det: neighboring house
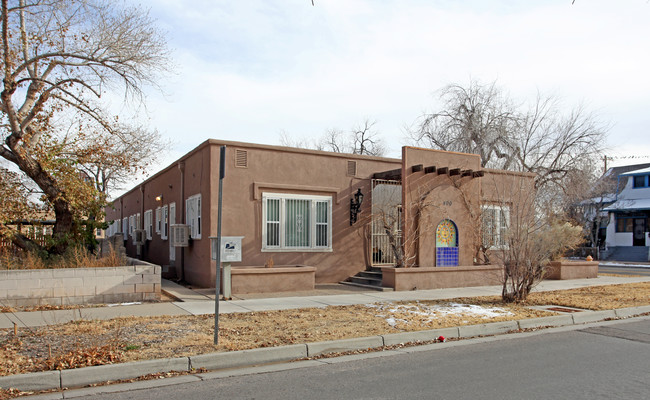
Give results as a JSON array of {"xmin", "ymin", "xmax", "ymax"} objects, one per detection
[
  {"xmin": 104, "ymin": 140, "xmax": 533, "ymax": 290},
  {"xmin": 601, "ymin": 164, "xmax": 650, "ymax": 261}
]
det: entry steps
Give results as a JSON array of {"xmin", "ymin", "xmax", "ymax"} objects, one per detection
[
  {"xmin": 601, "ymin": 246, "xmax": 649, "ymax": 262},
  {"xmin": 340, "ymin": 267, "xmax": 393, "ymax": 291}
]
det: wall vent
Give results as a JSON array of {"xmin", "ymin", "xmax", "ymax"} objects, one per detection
[
  {"xmin": 347, "ymin": 160, "xmax": 357, "ymax": 176},
  {"xmin": 235, "ymin": 149, "xmax": 248, "ymax": 168}
]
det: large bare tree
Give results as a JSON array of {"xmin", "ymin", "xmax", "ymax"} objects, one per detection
[
  {"xmin": 409, "ymin": 80, "xmax": 608, "ymax": 197},
  {"xmin": 0, "ymin": 0, "xmax": 169, "ymax": 253}
]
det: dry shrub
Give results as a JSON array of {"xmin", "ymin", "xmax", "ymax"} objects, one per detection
[{"xmin": 0, "ymin": 245, "xmax": 125, "ymax": 270}]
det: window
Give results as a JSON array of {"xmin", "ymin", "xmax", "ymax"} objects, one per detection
[
  {"xmin": 161, "ymin": 205, "xmax": 169, "ymax": 240},
  {"xmin": 155, "ymin": 207, "xmax": 162, "ymax": 234},
  {"xmin": 482, "ymin": 205, "xmax": 510, "ymax": 249},
  {"xmin": 633, "ymin": 175, "xmax": 648, "ymax": 188},
  {"xmin": 122, "ymin": 218, "xmax": 128, "ymax": 241},
  {"xmin": 129, "ymin": 215, "xmax": 135, "ymax": 238},
  {"xmin": 186, "ymin": 194, "xmax": 202, "ymax": 239},
  {"xmin": 262, "ymin": 193, "xmax": 332, "ymax": 251},
  {"xmin": 144, "ymin": 210, "xmax": 153, "ymax": 240}
]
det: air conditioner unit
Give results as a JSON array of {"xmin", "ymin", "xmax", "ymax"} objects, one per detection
[
  {"xmin": 133, "ymin": 229, "xmax": 146, "ymax": 245},
  {"xmin": 170, "ymin": 224, "xmax": 190, "ymax": 247}
]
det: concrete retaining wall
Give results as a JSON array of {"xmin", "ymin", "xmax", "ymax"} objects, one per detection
[
  {"xmin": 0, "ymin": 263, "xmax": 161, "ymax": 307},
  {"xmin": 545, "ymin": 260, "xmax": 599, "ymax": 280},
  {"xmin": 381, "ymin": 265, "xmax": 503, "ymax": 291}
]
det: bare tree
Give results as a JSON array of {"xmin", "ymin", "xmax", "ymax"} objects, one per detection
[
  {"xmin": 0, "ymin": 0, "xmax": 169, "ymax": 253},
  {"xmin": 409, "ymin": 80, "xmax": 608, "ymax": 197},
  {"xmin": 485, "ymin": 174, "xmax": 584, "ymax": 302},
  {"xmin": 280, "ymin": 118, "xmax": 386, "ymax": 157},
  {"xmin": 350, "ymin": 118, "xmax": 385, "ymax": 156},
  {"xmin": 410, "ymin": 81, "xmax": 517, "ymax": 169}
]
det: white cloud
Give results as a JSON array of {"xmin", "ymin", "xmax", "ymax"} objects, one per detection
[{"xmin": 132, "ymin": 0, "xmax": 650, "ymax": 164}]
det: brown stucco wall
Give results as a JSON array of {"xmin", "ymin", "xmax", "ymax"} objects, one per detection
[
  {"xmin": 401, "ymin": 147, "xmax": 482, "ymax": 267},
  {"xmin": 214, "ymin": 140, "xmax": 400, "ymax": 286},
  {"xmin": 108, "ymin": 140, "xmax": 401, "ymax": 288}
]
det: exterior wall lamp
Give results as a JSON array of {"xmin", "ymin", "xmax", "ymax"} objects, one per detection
[
  {"xmin": 155, "ymin": 194, "xmax": 163, "ymax": 202},
  {"xmin": 350, "ymin": 188, "xmax": 364, "ymax": 225}
]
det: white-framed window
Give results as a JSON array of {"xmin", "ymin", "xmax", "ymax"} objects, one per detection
[
  {"xmin": 262, "ymin": 193, "xmax": 332, "ymax": 251},
  {"xmin": 144, "ymin": 210, "xmax": 153, "ymax": 240},
  {"xmin": 169, "ymin": 202, "xmax": 176, "ymax": 261},
  {"xmin": 161, "ymin": 205, "xmax": 169, "ymax": 240},
  {"xmin": 155, "ymin": 207, "xmax": 162, "ymax": 234},
  {"xmin": 482, "ymin": 205, "xmax": 510, "ymax": 249},
  {"xmin": 186, "ymin": 194, "xmax": 202, "ymax": 239},
  {"xmin": 122, "ymin": 217, "xmax": 128, "ymax": 241},
  {"xmin": 185, "ymin": 193, "xmax": 201, "ymax": 239}
]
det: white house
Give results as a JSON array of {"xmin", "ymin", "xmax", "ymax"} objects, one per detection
[{"xmin": 603, "ymin": 165, "xmax": 650, "ymax": 261}]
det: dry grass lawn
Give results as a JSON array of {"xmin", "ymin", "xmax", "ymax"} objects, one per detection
[{"xmin": 1, "ymin": 282, "xmax": 649, "ymax": 380}]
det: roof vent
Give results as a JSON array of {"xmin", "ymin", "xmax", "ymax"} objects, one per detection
[
  {"xmin": 235, "ymin": 149, "xmax": 248, "ymax": 168},
  {"xmin": 347, "ymin": 160, "xmax": 357, "ymax": 177}
]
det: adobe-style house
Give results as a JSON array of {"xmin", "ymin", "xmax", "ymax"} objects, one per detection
[
  {"xmin": 601, "ymin": 164, "xmax": 650, "ymax": 261},
  {"xmin": 105, "ymin": 140, "xmax": 533, "ymax": 291}
]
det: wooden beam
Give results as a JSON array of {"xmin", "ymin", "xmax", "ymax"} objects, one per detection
[
  {"xmin": 437, "ymin": 167, "xmax": 448, "ymax": 175},
  {"xmin": 412, "ymin": 164, "xmax": 423, "ymax": 173},
  {"xmin": 449, "ymin": 168, "xmax": 461, "ymax": 176},
  {"xmin": 472, "ymin": 171, "xmax": 485, "ymax": 178},
  {"xmin": 373, "ymin": 168, "xmax": 402, "ymax": 181},
  {"xmin": 424, "ymin": 166, "xmax": 436, "ymax": 174},
  {"xmin": 461, "ymin": 169, "xmax": 473, "ymax": 177}
]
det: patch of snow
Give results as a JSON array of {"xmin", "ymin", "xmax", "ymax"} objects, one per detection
[
  {"xmin": 600, "ymin": 262, "xmax": 650, "ymax": 268},
  {"xmin": 107, "ymin": 302, "xmax": 142, "ymax": 307},
  {"xmin": 366, "ymin": 301, "xmax": 513, "ymax": 326}
]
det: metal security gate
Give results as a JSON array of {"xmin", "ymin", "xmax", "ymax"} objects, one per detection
[{"xmin": 371, "ymin": 179, "xmax": 402, "ymax": 266}]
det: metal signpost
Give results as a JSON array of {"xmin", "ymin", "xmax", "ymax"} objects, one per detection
[{"xmin": 214, "ymin": 145, "xmax": 226, "ymax": 345}]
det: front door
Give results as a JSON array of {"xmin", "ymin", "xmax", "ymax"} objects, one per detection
[{"xmin": 633, "ymin": 218, "xmax": 646, "ymax": 246}]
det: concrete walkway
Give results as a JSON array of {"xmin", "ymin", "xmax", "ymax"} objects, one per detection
[{"xmin": 2, "ymin": 275, "xmax": 650, "ymax": 329}]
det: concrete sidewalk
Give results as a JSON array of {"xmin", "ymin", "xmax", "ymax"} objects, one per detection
[{"xmin": 2, "ymin": 275, "xmax": 650, "ymax": 329}]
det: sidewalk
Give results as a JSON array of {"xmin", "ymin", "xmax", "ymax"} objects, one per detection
[{"xmin": 2, "ymin": 275, "xmax": 650, "ymax": 329}]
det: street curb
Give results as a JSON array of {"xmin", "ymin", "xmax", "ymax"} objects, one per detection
[
  {"xmin": 189, "ymin": 344, "xmax": 308, "ymax": 371},
  {"xmin": 571, "ymin": 310, "xmax": 617, "ymax": 324},
  {"xmin": 458, "ymin": 321, "xmax": 519, "ymax": 338},
  {"xmin": 60, "ymin": 357, "xmax": 190, "ymax": 389},
  {"xmin": 516, "ymin": 314, "xmax": 574, "ymax": 330},
  {"xmin": 2, "ymin": 306, "xmax": 650, "ymax": 392},
  {"xmin": 381, "ymin": 327, "xmax": 460, "ymax": 346},
  {"xmin": 306, "ymin": 336, "xmax": 384, "ymax": 357}
]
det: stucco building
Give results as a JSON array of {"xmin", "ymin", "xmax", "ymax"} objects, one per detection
[{"xmin": 105, "ymin": 140, "xmax": 533, "ymax": 291}]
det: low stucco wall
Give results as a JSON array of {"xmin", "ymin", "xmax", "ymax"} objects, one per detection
[
  {"xmin": 230, "ymin": 266, "xmax": 316, "ymax": 294},
  {"xmin": 545, "ymin": 261, "xmax": 599, "ymax": 280},
  {"xmin": 381, "ymin": 265, "xmax": 503, "ymax": 291},
  {"xmin": 0, "ymin": 264, "xmax": 161, "ymax": 307}
]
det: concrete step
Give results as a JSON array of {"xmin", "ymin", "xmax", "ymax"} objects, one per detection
[
  {"xmin": 347, "ymin": 276, "xmax": 383, "ymax": 286},
  {"xmin": 339, "ymin": 280, "xmax": 393, "ymax": 291}
]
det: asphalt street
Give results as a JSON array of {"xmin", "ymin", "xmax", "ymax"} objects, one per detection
[
  {"xmin": 73, "ymin": 317, "xmax": 650, "ymax": 400},
  {"xmin": 599, "ymin": 265, "xmax": 650, "ymax": 277}
]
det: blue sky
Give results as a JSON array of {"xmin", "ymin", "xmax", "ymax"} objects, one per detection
[{"xmin": 134, "ymin": 0, "xmax": 650, "ymax": 177}]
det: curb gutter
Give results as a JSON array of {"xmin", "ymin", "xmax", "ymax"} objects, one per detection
[{"xmin": 2, "ymin": 305, "xmax": 650, "ymax": 392}]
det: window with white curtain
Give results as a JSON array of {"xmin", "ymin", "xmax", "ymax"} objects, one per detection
[
  {"xmin": 262, "ymin": 193, "xmax": 332, "ymax": 251},
  {"xmin": 186, "ymin": 194, "xmax": 202, "ymax": 239},
  {"xmin": 161, "ymin": 205, "xmax": 169, "ymax": 240}
]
